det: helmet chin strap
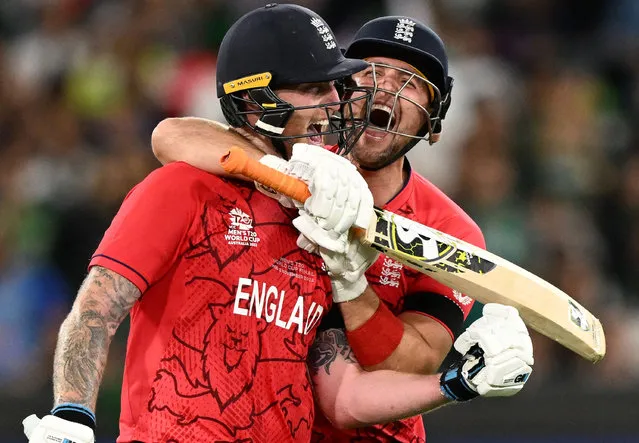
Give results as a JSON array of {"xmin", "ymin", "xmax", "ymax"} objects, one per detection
[{"xmin": 270, "ymin": 138, "xmax": 290, "ymax": 160}]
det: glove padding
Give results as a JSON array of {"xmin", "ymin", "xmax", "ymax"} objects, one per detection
[
  {"xmin": 255, "ymin": 144, "xmax": 373, "ymax": 230},
  {"xmin": 440, "ymin": 304, "xmax": 534, "ymax": 401},
  {"xmin": 291, "ymin": 143, "xmax": 373, "ymax": 232},
  {"xmin": 23, "ymin": 414, "xmax": 94, "ymax": 443},
  {"xmin": 296, "ymin": 226, "xmax": 379, "ymax": 302},
  {"xmin": 254, "ymin": 154, "xmax": 297, "ymax": 208}
]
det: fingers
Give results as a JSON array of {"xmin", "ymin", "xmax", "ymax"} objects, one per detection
[
  {"xmin": 455, "ymin": 304, "xmax": 533, "ymax": 364},
  {"xmin": 289, "ymin": 142, "xmax": 373, "ymax": 235},
  {"xmin": 293, "ymin": 213, "xmax": 347, "ymax": 253},
  {"xmin": 296, "ymin": 233, "xmax": 319, "ymax": 254}
]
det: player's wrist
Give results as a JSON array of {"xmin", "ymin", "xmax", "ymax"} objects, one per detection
[
  {"xmin": 51, "ymin": 403, "xmax": 96, "ymax": 432},
  {"xmin": 439, "ymin": 366, "xmax": 479, "ymax": 402}
]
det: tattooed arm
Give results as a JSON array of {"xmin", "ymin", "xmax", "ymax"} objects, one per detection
[
  {"xmin": 308, "ymin": 328, "xmax": 451, "ymax": 429},
  {"xmin": 53, "ymin": 266, "xmax": 141, "ymax": 410}
]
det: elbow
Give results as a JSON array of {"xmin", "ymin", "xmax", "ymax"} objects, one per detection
[
  {"xmin": 322, "ymin": 391, "xmax": 368, "ymax": 430},
  {"xmin": 323, "ymin": 410, "xmax": 362, "ymax": 430},
  {"xmin": 151, "ymin": 118, "xmax": 182, "ymax": 164}
]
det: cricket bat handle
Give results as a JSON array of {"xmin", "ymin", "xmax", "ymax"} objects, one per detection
[{"xmin": 221, "ymin": 146, "xmax": 311, "ymax": 203}]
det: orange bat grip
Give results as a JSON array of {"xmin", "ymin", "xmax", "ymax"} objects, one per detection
[{"xmin": 220, "ymin": 146, "xmax": 311, "ymax": 203}]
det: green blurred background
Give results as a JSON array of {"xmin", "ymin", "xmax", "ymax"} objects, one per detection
[{"xmin": 1, "ymin": 0, "xmax": 638, "ymax": 441}]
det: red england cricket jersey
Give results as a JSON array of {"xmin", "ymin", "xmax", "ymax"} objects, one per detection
[
  {"xmin": 313, "ymin": 162, "xmax": 485, "ymax": 443},
  {"xmin": 89, "ymin": 162, "xmax": 332, "ymax": 443}
]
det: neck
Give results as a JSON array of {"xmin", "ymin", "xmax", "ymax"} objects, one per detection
[
  {"xmin": 359, "ymin": 157, "xmax": 408, "ymax": 207},
  {"xmin": 233, "ymin": 127, "xmax": 281, "ymax": 157}
]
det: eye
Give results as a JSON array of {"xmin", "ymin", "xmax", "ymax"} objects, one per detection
[{"xmin": 401, "ymin": 77, "xmax": 417, "ymax": 89}]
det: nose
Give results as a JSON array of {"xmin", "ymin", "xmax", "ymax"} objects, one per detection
[
  {"xmin": 324, "ymin": 83, "xmax": 341, "ymax": 111},
  {"xmin": 375, "ymin": 72, "xmax": 402, "ymax": 92}
]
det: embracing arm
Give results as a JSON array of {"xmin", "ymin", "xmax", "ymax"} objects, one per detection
[
  {"xmin": 309, "ymin": 328, "xmax": 450, "ymax": 429},
  {"xmin": 53, "ymin": 266, "xmax": 140, "ymax": 410},
  {"xmin": 310, "ymin": 305, "xmax": 534, "ymax": 429},
  {"xmin": 151, "ymin": 117, "xmax": 268, "ymax": 175},
  {"xmin": 339, "ymin": 287, "xmax": 453, "ymax": 374}
]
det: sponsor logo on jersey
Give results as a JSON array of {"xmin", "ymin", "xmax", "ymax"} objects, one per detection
[
  {"xmin": 225, "ymin": 208, "xmax": 260, "ymax": 247},
  {"xmin": 452, "ymin": 289, "xmax": 473, "ymax": 306},
  {"xmin": 233, "ymin": 277, "xmax": 324, "ymax": 335},
  {"xmin": 379, "ymin": 257, "xmax": 402, "ymax": 287}
]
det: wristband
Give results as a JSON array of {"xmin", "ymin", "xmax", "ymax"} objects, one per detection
[
  {"xmin": 345, "ymin": 301, "xmax": 404, "ymax": 366},
  {"xmin": 439, "ymin": 344, "xmax": 484, "ymax": 402},
  {"xmin": 51, "ymin": 403, "xmax": 96, "ymax": 432}
]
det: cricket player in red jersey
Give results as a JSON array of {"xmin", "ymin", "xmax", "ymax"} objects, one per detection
[
  {"xmin": 151, "ymin": 14, "xmax": 534, "ymax": 443},
  {"xmin": 23, "ymin": 4, "xmax": 373, "ymax": 443},
  {"xmin": 24, "ymin": 6, "xmax": 534, "ymax": 443}
]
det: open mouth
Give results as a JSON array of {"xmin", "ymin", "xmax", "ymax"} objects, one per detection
[
  {"xmin": 369, "ymin": 103, "xmax": 397, "ymax": 131},
  {"xmin": 307, "ymin": 119, "xmax": 329, "ymax": 144}
]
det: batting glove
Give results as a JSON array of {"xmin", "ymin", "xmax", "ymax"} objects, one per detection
[
  {"xmin": 254, "ymin": 154, "xmax": 297, "ymax": 208},
  {"xmin": 296, "ymin": 226, "xmax": 379, "ymax": 302},
  {"xmin": 23, "ymin": 414, "xmax": 95, "ymax": 443},
  {"xmin": 440, "ymin": 304, "xmax": 534, "ymax": 401}
]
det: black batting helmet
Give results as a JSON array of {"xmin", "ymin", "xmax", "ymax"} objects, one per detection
[
  {"xmin": 217, "ymin": 3, "xmax": 371, "ymax": 156},
  {"xmin": 344, "ymin": 16, "xmax": 454, "ymax": 167}
]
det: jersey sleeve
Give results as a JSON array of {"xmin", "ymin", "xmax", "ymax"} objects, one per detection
[
  {"xmin": 402, "ymin": 216, "xmax": 486, "ymax": 340},
  {"xmin": 89, "ymin": 162, "xmax": 206, "ymax": 292}
]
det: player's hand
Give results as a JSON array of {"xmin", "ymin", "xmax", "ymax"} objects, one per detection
[
  {"xmin": 23, "ymin": 414, "xmax": 95, "ymax": 443},
  {"xmin": 255, "ymin": 143, "xmax": 374, "ymax": 222},
  {"xmin": 439, "ymin": 304, "xmax": 534, "ymax": 401},
  {"xmin": 297, "ymin": 226, "xmax": 379, "ymax": 302},
  {"xmin": 291, "ymin": 143, "xmax": 373, "ymax": 232},
  {"xmin": 254, "ymin": 154, "xmax": 297, "ymax": 208},
  {"xmin": 288, "ymin": 143, "xmax": 377, "ymax": 302}
]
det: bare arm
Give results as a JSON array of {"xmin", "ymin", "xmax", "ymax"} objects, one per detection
[
  {"xmin": 339, "ymin": 287, "xmax": 452, "ymax": 374},
  {"xmin": 151, "ymin": 117, "xmax": 270, "ymax": 175},
  {"xmin": 309, "ymin": 328, "xmax": 451, "ymax": 429},
  {"xmin": 53, "ymin": 266, "xmax": 141, "ymax": 410}
]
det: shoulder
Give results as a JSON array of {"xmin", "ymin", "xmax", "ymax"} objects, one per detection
[
  {"xmin": 129, "ymin": 162, "xmax": 234, "ymax": 201},
  {"xmin": 409, "ymin": 172, "xmax": 485, "ymax": 248}
]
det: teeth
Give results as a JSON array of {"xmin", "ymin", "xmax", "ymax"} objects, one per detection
[
  {"xmin": 308, "ymin": 119, "xmax": 330, "ymax": 133},
  {"xmin": 372, "ymin": 104, "xmax": 392, "ymax": 113}
]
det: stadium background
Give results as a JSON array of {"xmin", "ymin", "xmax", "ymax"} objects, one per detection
[{"xmin": 1, "ymin": 0, "xmax": 638, "ymax": 441}]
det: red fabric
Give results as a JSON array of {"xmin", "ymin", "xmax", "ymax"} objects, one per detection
[
  {"xmin": 313, "ymin": 166, "xmax": 485, "ymax": 443},
  {"xmin": 90, "ymin": 162, "xmax": 332, "ymax": 443},
  {"xmin": 345, "ymin": 300, "xmax": 404, "ymax": 366}
]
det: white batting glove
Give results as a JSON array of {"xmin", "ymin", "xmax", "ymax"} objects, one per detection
[
  {"xmin": 254, "ymin": 154, "xmax": 297, "ymax": 208},
  {"xmin": 290, "ymin": 143, "xmax": 373, "ymax": 231},
  {"xmin": 23, "ymin": 414, "xmax": 95, "ymax": 443},
  {"xmin": 256, "ymin": 143, "xmax": 373, "ymax": 217},
  {"xmin": 440, "ymin": 304, "xmax": 533, "ymax": 401},
  {"xmin": 296, "ymin": 225, "xmax": 379, "ymax": 302}
]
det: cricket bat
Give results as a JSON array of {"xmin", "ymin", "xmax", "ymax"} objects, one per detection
[{"xmin": 220, "ymin": 147, "xmax": 606, "ymax": 363}]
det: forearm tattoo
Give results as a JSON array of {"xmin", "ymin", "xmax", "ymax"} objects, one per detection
[
  {"xmin": 53, "ymin": 266, "xmax": 141, "ymax": 409},
  {"xmin": 308, "ymin": 328, "xmax": 357, "ymax": 376}
]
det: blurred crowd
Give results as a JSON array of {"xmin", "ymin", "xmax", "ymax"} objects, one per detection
[{"xmin": 1, "ymin": 0, "xmax": 639, "ymax": 437}]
